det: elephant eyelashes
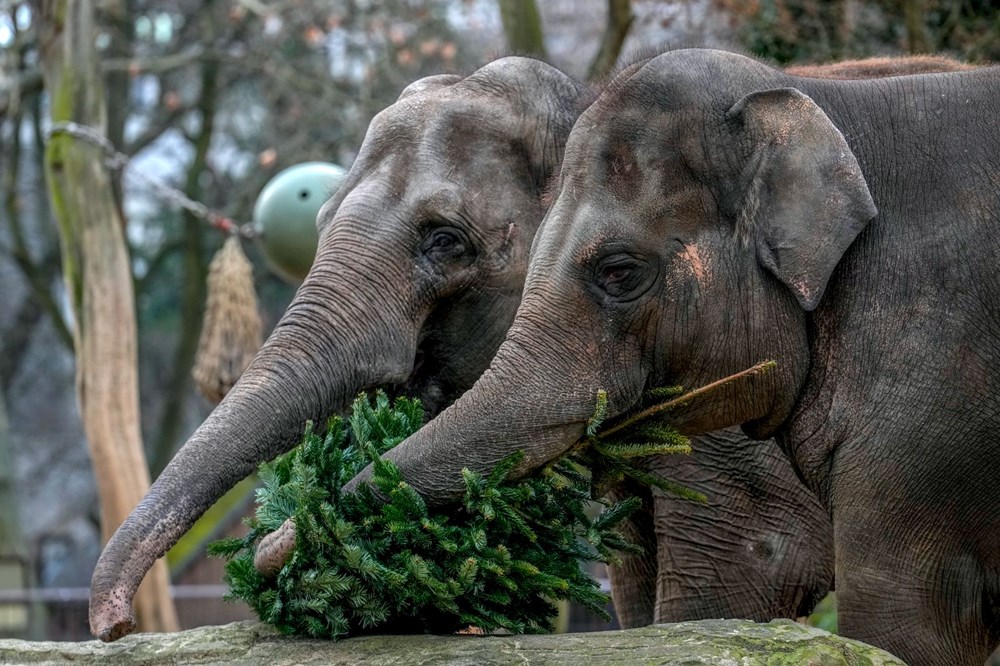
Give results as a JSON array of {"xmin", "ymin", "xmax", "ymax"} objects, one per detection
[
  {"xmin": 421, "ymin": 227, "xmax": 475, "ymax": 264},
  {"xmin": 592, "ymin": 253, "xmax": 656, "ymax": 301}
]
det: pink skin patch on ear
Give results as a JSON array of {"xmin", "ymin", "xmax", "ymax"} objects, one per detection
[
  {"xmin": 678, "ymin": 243, "xmax": 709, "ymax": 286},
  {"xmin": 792, "ymin": 277, "xmax": 814, "ymax": 304}
]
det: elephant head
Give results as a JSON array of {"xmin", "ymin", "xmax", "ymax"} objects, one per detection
[
  {"xmin": 89, "ymin": 56, "xmax": 587, "ymax": 641},
  {"xmin": 345, "ymin": 48, "xmax": 876, "ymax": 507}
]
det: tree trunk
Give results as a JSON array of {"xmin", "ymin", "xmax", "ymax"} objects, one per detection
[
  {"xmin": 100, "ymin": 0, "xmax": 132, "ymax": 220},
  {"xmin": 34, "ymin": 0, "xmax": 178, "ymax": 634},
  {"xmin": 901, "ymin": 0, "xmax": 930, "ymax": 54},
  {"xmin": 0, "ymin": 385, "xmax": 21, "ymax": 559},
  {"xmin": 498, "ymin": 0, "xmax": 547, "ymax": 58},
  {"xmin": 587, "ymin": 0, "xmax": 633, "ymax": 81}
]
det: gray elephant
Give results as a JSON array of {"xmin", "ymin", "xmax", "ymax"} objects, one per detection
[
  {"xmin": 89, "ymin": 52, "xmax": 975, "ymax": 645},
  {"xmin": 89, "ymin": 57, "xmax": 835, "ymax": 641},
  {"xmin": 340, "ymin": 50, "xmax": 1000, "ymax": 665}
]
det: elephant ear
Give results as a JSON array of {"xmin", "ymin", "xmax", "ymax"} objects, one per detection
[
  {"xmin": 397, "ymin": 74, "xmax": 463, "ymax": 100},
  {"xmin": 726, "ymin": 87, "xmax": 877, "ymax": 311}
]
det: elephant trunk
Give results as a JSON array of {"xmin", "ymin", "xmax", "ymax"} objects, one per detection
[
  {"xmin": 349, "ymin": 322, "xmax": 608, "ymax": 506},
  {"xmin": 89, "ymin": 257, "xmax": 416, "ymax": 642}
]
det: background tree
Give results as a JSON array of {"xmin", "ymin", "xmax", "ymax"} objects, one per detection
[
  {"xmin": 0, "ymin": 381, "xmax": 28, "ymax": 636},
  {"xmin": 588, "ymin": 0, "xmax": 634, "ymax": 80},
  {"xmin": 33, "ymin": 0, "xmax": 178, "ymax": 633},
  {"xmin": 717, "ymin": 0, "xmax": 1000, "ymax": 64},
  {"xmin": 498, "ymin": 0, "xmax": 634, "ymax": 81},
  {"xmin": 499, "ymin": 0, "xmax": 547, "ymax": 57},
  {"xmin": 0, "ymin": 386, "xmax": 19, "ymax": 559}
]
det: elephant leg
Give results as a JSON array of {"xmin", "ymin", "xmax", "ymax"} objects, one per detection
[
  {"xmin": 836, "ymin": 549, "xmax": 998, "ymax": 665},
  {"xmin": 649, "ymin": 428, "xmax": 834, "ymax": 622},
  {"xmin": 605, "ymin": 480, "xmax": 657, "ymax": 628},
  {"xmin": 830, "ymin": 441, "xmax": 1000, "ymax": 666}
]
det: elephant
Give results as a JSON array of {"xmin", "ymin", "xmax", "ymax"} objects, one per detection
[
  {"xmin": 88, "ymin": 53, "xmax": 974, "ymax": 645},
  {"xmin": 343, "ymin": 49, "xmax": 1000, "ymax": 665},
  {"xmin": 89, "ymin": 55, "xmax": 836, "ymax": 641},
  {"xmin": 88, "ymin": 55, "xmax": 839, "ymax": 642}
]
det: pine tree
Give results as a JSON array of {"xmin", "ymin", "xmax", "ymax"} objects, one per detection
[
  {"xmin": 211, "ymin": 391, "xmax": 648, "ymax": 638},
  {"xmin": 211, "ymin": 361, "xmax": 776, "ymax": 640}
]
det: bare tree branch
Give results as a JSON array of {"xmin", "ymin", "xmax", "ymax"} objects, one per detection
[
  {"xmin": 0, "ymin": 69, "xmax": 44, "ymax": 118},
  {"xmin": 101, "ymin": 48, "xmax": 208, "ymax": 74},
  {"xmin": 149, "ymin": 21, "xmax": 220, "ymax": 479},
  {"xmin": 3, "ymin": 85, "xmax": 74, "ymax": 351},
  {"xmin": 124, "ymin": 107, "xmax": 187, "ymax": 156},
  {"xmin": 0, "ymin": 293, "xmax": 45, "ymax": 393}
]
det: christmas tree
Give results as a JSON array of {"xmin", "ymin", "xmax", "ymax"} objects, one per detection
[{"xmin": 211, "ymin": 362, "xmax": 773, "ymax": 640}]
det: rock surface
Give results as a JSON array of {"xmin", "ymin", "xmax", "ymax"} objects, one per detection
[{"xmin": 0, "ymin": 619, "xmax": 905, "ymax": 665}]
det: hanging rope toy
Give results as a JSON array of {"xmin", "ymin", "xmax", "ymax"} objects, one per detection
[{"xmin": 192, "ymin": 236, "xmax": 264, "ymax": 403}]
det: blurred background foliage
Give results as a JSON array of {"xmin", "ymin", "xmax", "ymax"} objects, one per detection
[
  {"xmin": 720, "ymin": 0, "xmax": 1000, "ymax": 64},
  {"xmin": 0, "ymin": 0, "xmax": 996, "ymax": 639}
]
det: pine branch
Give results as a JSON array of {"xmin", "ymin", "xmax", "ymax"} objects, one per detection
[
  {"xmin": 213, "ymin": 361, "xmax": 777, "ymax": 639},
  {"xmin": 214, "ymin": 391, "xmax": 642, "ymax": 639},
  {"xmin": 598, "ymin": 360, "xmax": 777, "ymax": 438}
]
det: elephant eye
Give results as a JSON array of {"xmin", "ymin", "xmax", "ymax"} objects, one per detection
[
  {"xmin": 431, "ymin": 233, "xmax": 457, "ymax": 250},
  {"xmin": 421, "ymin": 226, "xmax": 474, "ymax": 264},
  {"xmin": 592, "ymin": 253, "xmax": 656, "ymax": 301},
  {"xmin": 602, "ymin": 263, "xmax": 633, "ymax": 284}
]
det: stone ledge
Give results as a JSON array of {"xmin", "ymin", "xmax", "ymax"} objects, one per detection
[{"xmin": 0, "ymin": 619, "xmax": 905, "ymax": 665}]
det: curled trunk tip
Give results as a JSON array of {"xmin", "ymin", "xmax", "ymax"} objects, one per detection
[
  {"xmin": 254, "ymin": 518, "xmax": 297, "ymax": 578},
  {"xmin": 89, "ymin": 589, "xmax": 137, "ymax": 642}
]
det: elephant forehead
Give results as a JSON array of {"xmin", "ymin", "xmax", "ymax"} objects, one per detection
[
  {"xmin": 348, "ymin": 116, "xmax": 521, "ymax": 209},
  {"xmin": 366, "ymin": 100, "xmax": 521, "ymax": 180},
  {"xmin": 561, "ymin": 121, "xmax": 684, "ymax": 217},
  {"xmin": 563, "ymin": 88, "xmax": 727, "ymax": 232},
  {"xmin": 374, "ymin": 88, "xmax": 516, "ymax": 146},
  {"xmin": 567, "ymin": 101, "xmax": 669, "ymax": 168}
]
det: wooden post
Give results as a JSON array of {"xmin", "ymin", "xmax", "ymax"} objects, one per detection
[{"xmin": 35, "ymin": 0, "xmax": 179, "ymax": 633}]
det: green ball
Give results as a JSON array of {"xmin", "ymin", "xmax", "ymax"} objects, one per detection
[{"xmin": 253, "ymin": 161, "xmax": 347, "ymax": 283}]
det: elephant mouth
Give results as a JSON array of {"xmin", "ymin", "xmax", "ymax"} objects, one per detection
[{"xmin": 385, "ymin": 347, "xmax": 454, "ymax": 419}]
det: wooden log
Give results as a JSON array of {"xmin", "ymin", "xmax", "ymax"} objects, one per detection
[{"xmin": 0, "ymin": 619, "xmax": 906, "ymax": 665}]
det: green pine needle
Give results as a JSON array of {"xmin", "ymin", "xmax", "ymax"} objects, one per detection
[
  {"xmin": 211, "ymin": 372, "xmax": 740, "ymax": 640},
  {"xmin": 643, "ymin": 385, "xmax": 685, "ymax": 401},
  {"xmin": 592, "ymin": 440, "xmax": 691, "ymax": 459},
  {"xmin": 213, "ymin": 391, "xmax": 649, "ymax": 639},
  {"xmin": 620, "ymin": 465, "xmax": 708, "ymax": 504},
  {"xmin": 585, "ymin": 390, "xmax": 608, "ymax": 437}
]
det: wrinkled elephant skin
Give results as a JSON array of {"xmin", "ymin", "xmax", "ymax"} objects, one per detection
[
  {"xmin": 90, "ymin": 53, "xmax": 973, "ymax": 647},
  {"xmin": 369, "ymin": 50, "xmax": 1000, "ymax": 666},
  {"xmin": 89, "ymin": 56, "xmax": 834, "ymax": 642}
]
